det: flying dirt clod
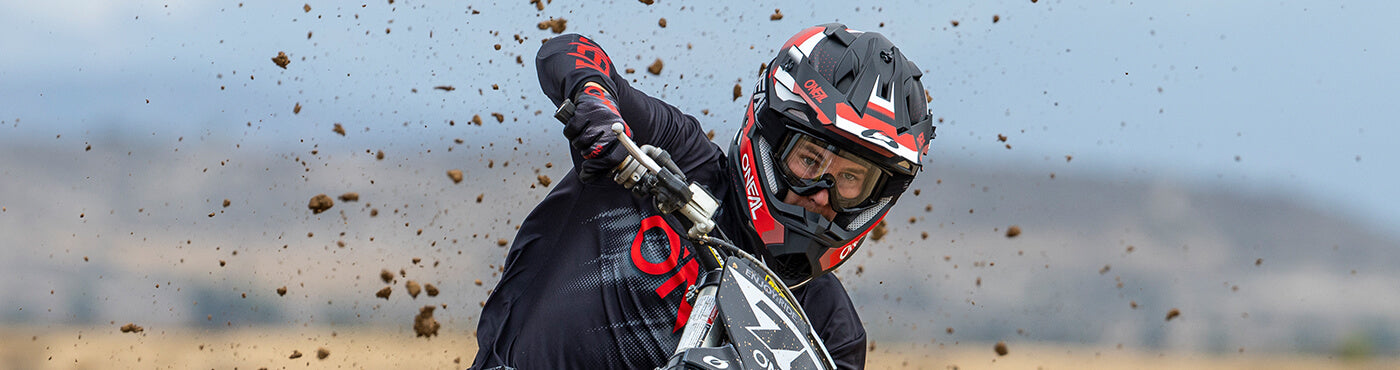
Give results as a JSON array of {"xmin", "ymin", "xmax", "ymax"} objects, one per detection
[
  {"xmin": 648, "ymin": 59, "xmax": 664, "ymax": 75},
  {"xmin": 414, "ymin": 305, "xmax": 441, "ymax": 337},
  {"xmin": 307, "ymin": 194, "xmax": 334, "ymax": 214},
  {"xmin": 272, "ymin": 51, "xmax": 290, "ymax": 69},
  {"xmin": 120, "ymin": 323, "xmax": 143, "ymax": 333}
]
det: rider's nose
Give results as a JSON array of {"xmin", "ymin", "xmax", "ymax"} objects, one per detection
[{"xmin": 809, "ymin": 188, "xmax": 830, "ymax": 207}]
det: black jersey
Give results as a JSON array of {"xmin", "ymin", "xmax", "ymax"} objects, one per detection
[{"xmin": 469, "ymin": 34, "xmax": 867, "ymax": 370}]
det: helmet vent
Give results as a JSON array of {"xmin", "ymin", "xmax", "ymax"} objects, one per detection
[
  {"xmin": 847, "ymin": 196, "xmax": 891, "ymax": 231},
  {"xmin": 836, "ymin": 71, "xmax": 856, "ymax": 95},
  {"xmin": 757, "ymin": 137, "xmax": 780, "ymax": 191}
]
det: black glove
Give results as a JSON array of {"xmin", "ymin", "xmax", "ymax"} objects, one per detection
[{"xmin": 563, "ymin": 84, "xmax": 632, "ymax": 183}]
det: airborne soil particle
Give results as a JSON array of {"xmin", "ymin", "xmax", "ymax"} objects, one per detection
[
  {"xmin": 447, "ymin": 169, "xmax": 464, "ymax": 184},
  {"xmin": 472, "ymin": 115, "xmax": 483, "ymax": 125},
  {"xmin": 491, "ymin": 112, "xmax": 505, "ymax": 123},
  {"xmin": 1005, "ymin": 225, "xmax": 1021, "ymax": 238},
  {"xmin": 435, "ymin": 85, "xmax": 455, "ymax": 91},
  {"xmin": 538, "ymin": 175, "xmax": 552, "ymax": 187},
  {"xmin": 277, "ymin": 286, "xmax": 287, "ymax": 296},
  {"xmin": 406, "ymin": 280, "xmax": 422, "ymax": 298},
  {"xmin": 497, "ymin": 238, "xmax": 508, "ymax": 247},
  {"xmin": 222, "ymin": 199, "xmax": 231, "ymax": 207},
  {"xmin": 289, "ymin": 350, "xmax": 303, "ymax": 359},
  {"xmin": 376, "ymin": 150, "xmax": 385, "ymax": 160},
  {"xmin": 770, "ymin": 9, "xmax": 783, "ymax": 20},
  {"xmin": 870, "ymin": 220, "xmax": 888, "ymax": 241},
  {"xmin": 307, "ymin": 194, "xmax": 334, "ymax": 214},
  {"xmin": 476, "ymin": 194, "xmax": 484, "ymax": 203},
  {"xmin": 647, "ymin": 59, "xmax": 664, "ymax": 75},
  {"xmin": 119, "ymin": 323, "xmax": 143, "ymax": 333},
  {"xmin": 1166, "ymin": 308, "xmax": 1181, "ymax": 321},
  {"xmin": 302, "ymin": 4, "xmax": 310, "ymax": 12},
  {"xmin": 333, "ymin": 123, "xmax": 346, "ymax": 136},
  {"xmin": 538, "ymin": 18, "xmax": 567, "ymax": 34},
  {"xmin": 376, "ymin": 286, "xmax": 392, "ymax": 299},
  {"xmin": 425, "ymin": 283, "xmax": 439, "ymax": 297},
  {"xmin": 316, "ymin": 347, "xmax": 330, "ymax": 360},
  {"xmin": 414, "ymin": 305, "xmax": 441, "ymax": 337},
  {"xmin": 380, "ymin": 269, "xmax": 394, "ymax": 283},
  {"xmin": 271, "ymin": 51, "xmax": 290, "ymax": 69},
  {"xmin": 658, "ymin": 18, "xmax": 666, "ymax": 28},
  {"xmin": 994, "ymin": 341, "xmax": 1009, "ymax": 356},
  {"xmin": 293, "ymin": 102, "xmax": 302, "ymax": 114},
  {"xmin": 338, "ymin": 192, "xmax": 359, "ymax": 202}
]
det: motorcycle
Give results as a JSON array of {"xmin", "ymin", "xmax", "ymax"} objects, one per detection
[{"xmin": 555, "ymin": 100, "xmax": 837, "ymax": 370}]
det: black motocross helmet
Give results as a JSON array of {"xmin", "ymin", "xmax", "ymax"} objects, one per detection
[{"xmin": 730, "ymin": 23, "xmax": 935, "ymax": 288}]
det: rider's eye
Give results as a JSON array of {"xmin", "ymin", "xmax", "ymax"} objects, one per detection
[{"xmin": 801, "ymin": 156, "xmax": 818, "ymax": 167}]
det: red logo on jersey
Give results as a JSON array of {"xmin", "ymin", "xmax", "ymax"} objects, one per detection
[
  {"xmin": 568, "ymin": 36, "xmax": 613, "ymax": 76},
  {"xmin": 630, "ymin": 215, "xmax": 699, "ymax": 332}
]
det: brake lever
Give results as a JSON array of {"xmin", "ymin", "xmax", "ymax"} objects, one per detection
[{"xmin": 610, "ymin": 123, "xmax": 719, "ymax": 238}]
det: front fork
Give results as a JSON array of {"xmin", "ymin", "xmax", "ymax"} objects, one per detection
[{"xmin": 674, "ymin": 269, "xmax": 725, "ymax": 353}]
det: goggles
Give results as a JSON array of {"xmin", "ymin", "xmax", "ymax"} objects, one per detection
[{"xmin": 776, "ymin": 133, "xmax": 888, "ymax": 212}]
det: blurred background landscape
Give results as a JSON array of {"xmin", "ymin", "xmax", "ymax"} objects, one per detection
[{"xmin": 2, "ymin": 0, "xmax": 1397, "ymax": 369}]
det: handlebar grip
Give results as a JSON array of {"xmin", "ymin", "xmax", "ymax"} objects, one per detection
[{"xmin": 553, "ymin": 98, "xmax": 576, "ymax": 124}]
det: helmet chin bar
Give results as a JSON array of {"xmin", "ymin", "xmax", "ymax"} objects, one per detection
[{"xmin": 762, "ymin": 191, "xmax": 855, "ymax": 287}]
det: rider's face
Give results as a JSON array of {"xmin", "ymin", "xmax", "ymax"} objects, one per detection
[
  {"xmin": 780, "ymin": 140, "xmax": 873, "ymax": 221},
  {"xmin": 783, "ymin": 189, "xmax": 837, "ymax": 221}
]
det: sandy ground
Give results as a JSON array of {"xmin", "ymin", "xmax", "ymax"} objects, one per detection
[{"xmin": 2, "ymin": 326, "xmax": 1393, "ymax": 370}]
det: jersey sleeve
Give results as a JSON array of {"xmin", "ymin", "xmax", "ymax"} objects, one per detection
[
  {"xmin": 795, "ymin": 273, "xmax": 868, "ymax": 370},
  {"xmin": 536, "ymin": 34, "xmax": 721, "ymax": 175}
]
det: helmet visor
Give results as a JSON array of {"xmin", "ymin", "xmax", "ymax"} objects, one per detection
[{"xmin": 777, "ymin": 133, "xmax": 887, "ymax": 212}]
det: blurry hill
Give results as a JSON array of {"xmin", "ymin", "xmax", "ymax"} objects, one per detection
[{"xmin": 2, "ymin": 132, "xmax": 1396, "ymax": 355}]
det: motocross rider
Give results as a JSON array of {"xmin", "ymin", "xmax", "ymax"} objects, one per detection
[{"xmin": 470, "ymin": 23, "xmax": 935, "ymax": 370}]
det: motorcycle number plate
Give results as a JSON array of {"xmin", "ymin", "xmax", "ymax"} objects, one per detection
[{"xmin": 714, "ymin": 256, "xmax": 826, "ymax": 370}]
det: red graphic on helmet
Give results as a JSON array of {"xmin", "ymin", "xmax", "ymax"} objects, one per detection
[
  {"xmin": 739, "ymin": 100, "xmax": 786, "ymax": 245},
  {"xmin": 802, "ymin": 79, "xmax": 828, "ymax": 104}
]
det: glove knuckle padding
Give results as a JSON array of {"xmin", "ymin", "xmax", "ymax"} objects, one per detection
[{"xmin": 564, "ymin": 89, "xmax": 629, "ymax": 183}]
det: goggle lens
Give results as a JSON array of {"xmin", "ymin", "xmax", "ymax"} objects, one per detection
[{"xmin": 778, "ymin": 134, "xmax": 886, "ymax": 211}]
